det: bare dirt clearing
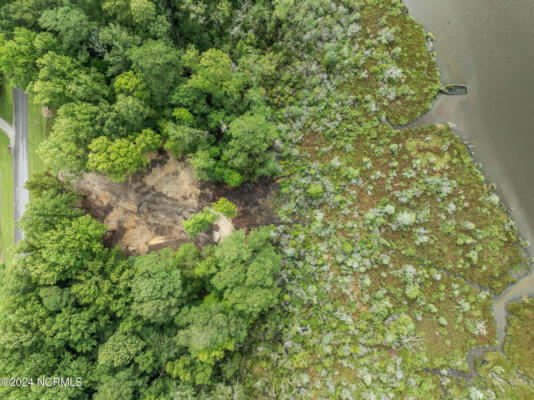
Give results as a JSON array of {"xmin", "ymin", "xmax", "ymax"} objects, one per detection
[{"xmin": 73, "ymin": 150, "xmax": 279, "ymax": 255}]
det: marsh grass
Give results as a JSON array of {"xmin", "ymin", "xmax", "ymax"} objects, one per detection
[
  {"xmin": 504, "ymin": 299, "xmax": 534, "ymax": 378},
  {"xmin": 237, "ymin": 0, "xmax": 528, "ymax": 398}
]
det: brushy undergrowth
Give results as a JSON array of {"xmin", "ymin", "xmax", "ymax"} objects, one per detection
[{"xmin": 236, "ymin": 0, "xmax": 532, "ymax": 398}]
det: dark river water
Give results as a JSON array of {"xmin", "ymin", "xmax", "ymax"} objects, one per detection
[
  {"xmin": 403, "ymin": 0, "xmax": 534, "ymax": 247},
  {"xmin": 403, "ymin": 0, "xmax": 534, "ymax": 346}
]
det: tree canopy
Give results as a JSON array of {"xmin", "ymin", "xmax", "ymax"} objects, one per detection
[
  {"xmin": 0, "ymin": 0, "xmax": 279, "ymax": 186},
  {"xmin": 0, "ymin": 177, "xmax": 282, "ymax": 399},
  {"xmin": 0, "ymin": 3, "xmax": 285, "ymax": 395}
]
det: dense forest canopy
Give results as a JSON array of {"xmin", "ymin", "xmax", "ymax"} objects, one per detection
[
  {"xmin": 1, "ymin": 172, "xmax": 282, "ymax": 399},
  {"xmin": 0, "ymin": 1, "xmax": 286, "ymax": 398},
  {"xmin": 0, "ymin": 0, "xmax": 280, "ymax": 186}
]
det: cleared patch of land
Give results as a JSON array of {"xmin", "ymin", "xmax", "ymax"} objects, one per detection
[{"xmin": 74, "ymin": 150, "xmax": 278, "ymax": 255}]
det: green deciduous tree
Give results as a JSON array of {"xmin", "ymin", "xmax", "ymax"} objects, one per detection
[
  {"xmin": 97, "ymin": 23, "xmax": 140, "ymax": 76},
  {"xmin": 131, "ymin": 250, "xmax": 185, "ymax": 323},
  {"xmin": 93, "ymin": 369, "xmax": 141, "ymax": 400},
  {"xmin": 174, "ymin": 0, "xmax": 235, "ymax": 50},
  {"xmin": 162, "ymin": 120, "xmax": 208, "ymax": 158},
  {"xmin": 87, "ymin": 129, "xmax": 160, "ymax": 181},
  {"xmin": 17, "ymin": 190, "xmax": 82, "ymax": 242},
  {"xmin": 31, "ymin": 51, "xmax": 109, "ymax": 106},
  {"xmin": 101, "ymin": 0, "xmax": 132, "ymax": 25},
  {"xmin": 135, "ymin": 128, "xmax": 162, "ymax": 153},
  {"xmin": 222, "ymin": 111, "xmax": 278, "ymax": 180},
  {"xmin": 187, "ymin": 111, "xmax": 278, "ymax": 187},
  {"xmin": 87, "ymin": 136, "xmax": 147, "ymax": 181},
  {"xmin": 174, "ymin": 47, "xmax": 251, "ymax": 131},
  {"xmin": 25, "ymin": 214, "xmax": 108, "ymax": 285},
  {"xmin": 38, "ymin": 101, "xmax": 108, "ymax": 174},
  {"xmin": 113, "ymin": 70, "xmax": 149, "ymax": 100},
  {"xmin": 112, "ymin": 94, "xmax": 152, "ymax": 133},
  {"xmin": 38, "ymin": 6, "xmax": 94, "ymax": 56},
  {"xmin": 182, "ymin": 208, "xmax": 218, "ymax": 237},
  {"xmin": 167, "ymin": 227, "xmax": 281, "ymax": 385},
  {"xmin": 130, "ymin": 0, "xmax": 156, "ymax": 26},
  {"xmin": 24, "ymin": 171, "xmax": 67, "ymax": 195},
  {"xmin": 0, "ymin": 27, "xmax": 40, "ymax": 88},
  {"xmin": 210, "ymin": 228, "xmax": 282, "ymax": 317},
  {"xmin": 187, "ymin": 48, "xmax": 247, "ymax": 111},
  {"xmin": 127, "ymin": 40, "xmax": 183, "ymax": 109},
  {"xmin": 0, "ymin": 0, "xmax": 58, "ymax": 31},
  {"xmin": 166, "ymin": 47, "xmax": 278, "ymax": 187},
  {"xmin": 211, "ymin": 198, "xmax": 237, "ymax": 218},
  {"xmin": 173, "ymin": 302, "xmax": 248, "ymax": 384},
  {"xmin": 98, "ymin": 332, "xmax": 145, "ymax": 368}
]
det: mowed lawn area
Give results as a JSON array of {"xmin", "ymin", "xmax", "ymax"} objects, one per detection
[
  {"xmin": 28, "ymin": 98, "xmax": 49, "ymax": 177},
  {"xmin": 0, "ymin": 77, "xmax": 13, "ymax": 264},
  {"xmin": 0, "ymin": 132, "xmax": 14, "ymax": 265}
]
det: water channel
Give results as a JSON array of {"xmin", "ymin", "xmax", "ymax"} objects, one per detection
[{"xmin": 403, "ymin": 0, "xmax": 534, "ymax": 359}]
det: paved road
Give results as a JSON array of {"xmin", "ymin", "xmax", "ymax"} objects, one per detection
[{"xmin": 13, "ymin": 88, "xmax": 28, "ymax": 243}]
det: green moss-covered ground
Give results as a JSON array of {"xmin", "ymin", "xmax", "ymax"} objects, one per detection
[{"xmin": 238, "ymin": 0, "xmax": 531, "ymax": 398}]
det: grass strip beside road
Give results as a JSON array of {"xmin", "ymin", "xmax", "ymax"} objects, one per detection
[
  {"xmin": 28, "ymin": 98, "xmax": 49, "ymax": 177},
  {"xmin": 0, "ymin": 93, "xmax": 48, "ymax": 265},
  {"xmin": 0, "ymin": 132, "xmax": 14, "ymax": 265}
]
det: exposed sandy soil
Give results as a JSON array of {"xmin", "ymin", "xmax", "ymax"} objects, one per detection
[
  {"xmin": 73, "ymin": 150, "xmax": 279, "ymax": 255},
  {"xmin": 40, "ymin": 106, "xmax": 54, "ymax": 118},
  {"xmin": 213, "ymin": 213, "xmax": 234, "ymax": 243}
]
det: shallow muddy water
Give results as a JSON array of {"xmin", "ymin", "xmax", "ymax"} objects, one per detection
[{"xmin": 403, "ymin": 0, "xmax": 534, "ymax": 352}]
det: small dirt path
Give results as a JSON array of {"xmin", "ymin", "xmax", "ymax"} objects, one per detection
[{"xmin": 0, "ymin": 117, "xmax": 14, "ymax": 145}]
